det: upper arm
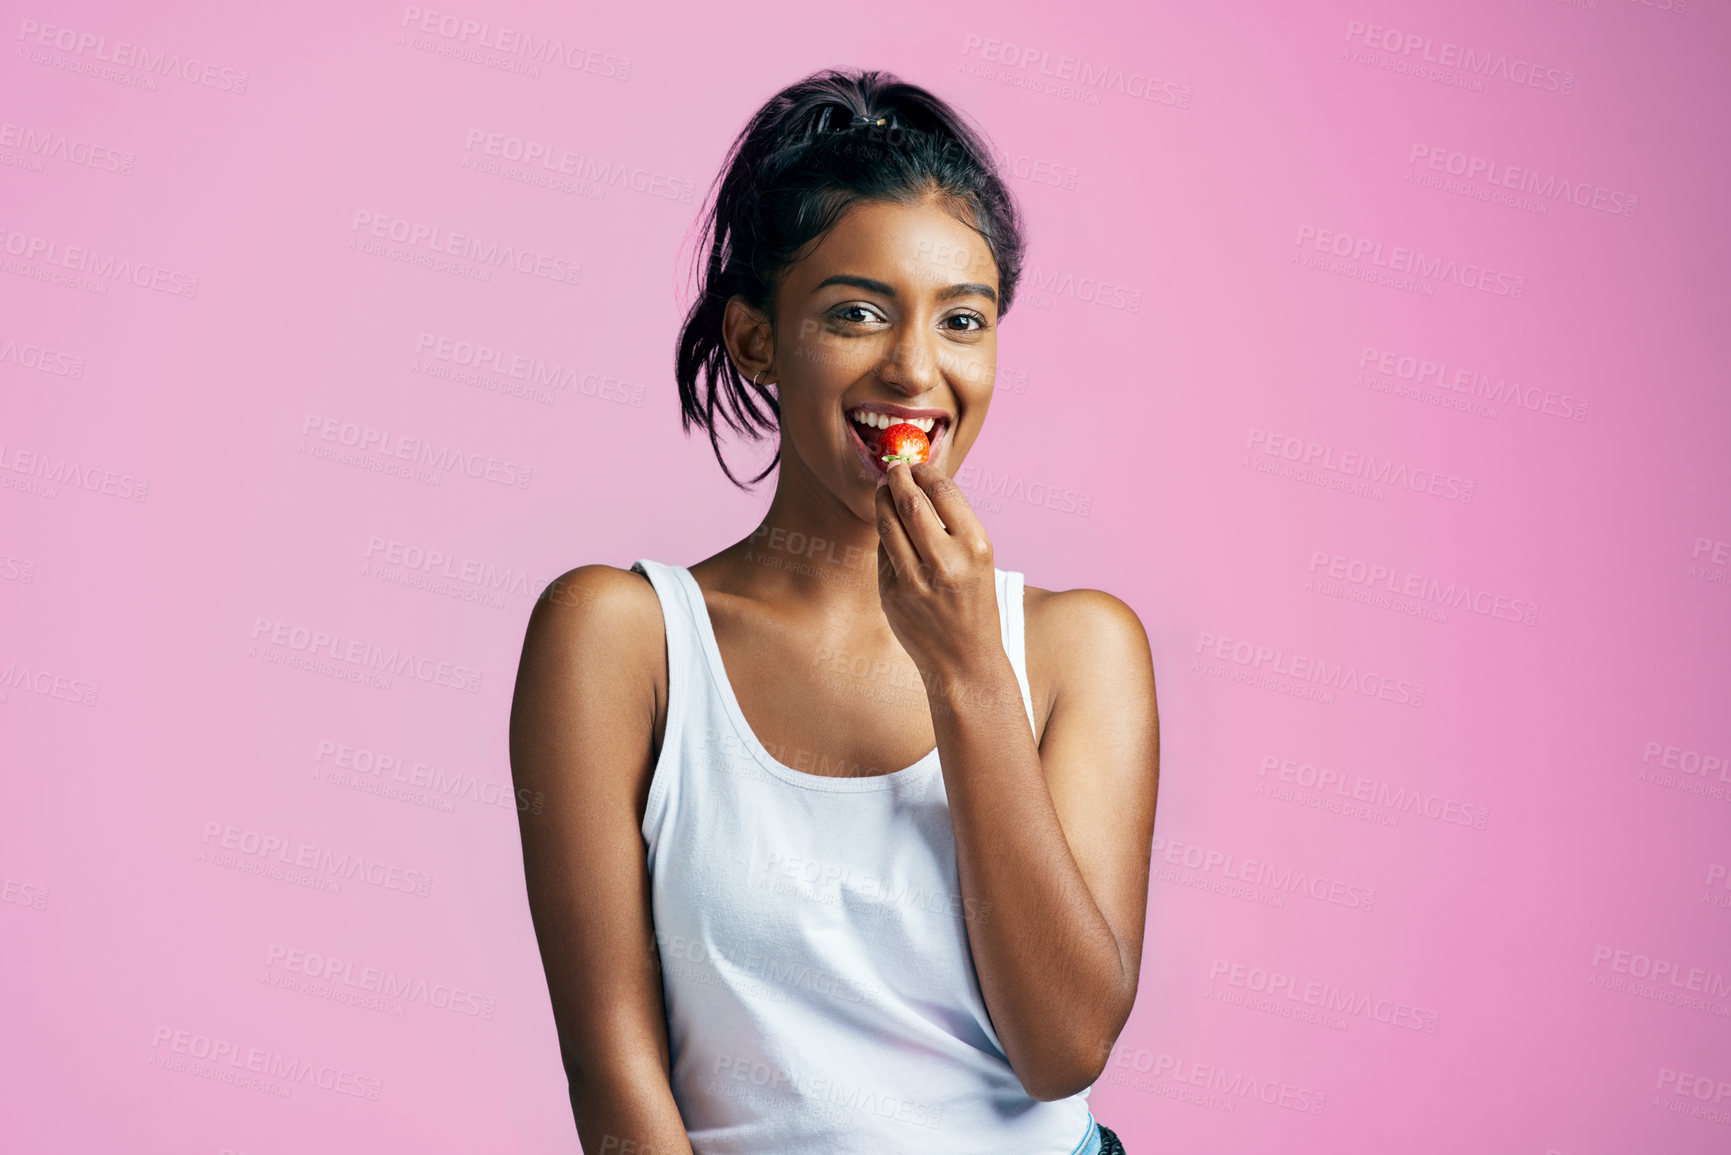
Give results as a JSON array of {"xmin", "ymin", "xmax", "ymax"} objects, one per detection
[
  {"xmin": 1031, "ymin": 588, "xmax": 1160, "ymax": 992},
  {"xmin": 509, "ymin": 564, "xmax": 674, "ymax": 1099}
]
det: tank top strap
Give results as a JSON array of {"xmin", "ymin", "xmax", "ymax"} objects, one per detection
[
  {"xmin": 997, "ymin": 567, "xmax": 1038, "ymax": 738},
  {"xmin": 628, "ymin": 558, "xmax": 704, "ymax": 852}
]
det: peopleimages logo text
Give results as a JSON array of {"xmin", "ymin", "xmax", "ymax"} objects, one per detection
[
  {"xmin": 265, "ymin": 945, "xmax": 496, "ymax": 1019},
  {"xmin": 0, "ymin": 443, "xmax": 149, "ymax": 501},
  {"xmin": 462, "ymin": 130, "xmax": 693, "ymax": 201},
  {"xmin": 398, "ymin": 7, "xmax": 631, "ymax": 79},
  {"xmin": 16, "ymin": 19, "xmax": 250, "ymax": 93},
  {"xmin": 301, "ymin": 413, "xmax": 532, "ymax": 489},
  {"xmin": 200, "ymin": 820, "xmax": 434, "ymax": 898},
  {"xmin": 1295, "ymin": 225, "xmax": 1524, "ymax": 299},
  {"xmin": 1357, "ymin": 345, "xmax": 1587, "ymax": 422},
  {"xmin": 350, "ymin": 211, "xmax": 580, "ymax": 286},
  {"xmin": 0, "ymin": 227, "xmax": 199, "ymax": 297},
  {"xmin": 1208, "ymin": 958, "xmax": 1440, "ymax": 1032},
  {"xmin": 0, "ymin": 120, "xmax": 134, "ymax": 174},
  {"xmin": 1258, "ymin": 754, "xmax": 1490, "ymax": 829},
  {"xmin": 1407, "ymin": 144, "xmax": 1637, "ymax": 219},
  {"xmin": 1307, "ymin": 550, "xmax": 1537, "ymax": 626},
  {"xmin": 1247, "ymin": 428, "xmax": 1475, "ymax": 504},
  {"xmin": 149, "ymin": 1026, "xmax": 381, "ymax": 1099},
  {"xmin": 1590, "ymin": 945, "xmax": 1731, "ymax": 999},
  {"xmin": 0, "ymin": 660, "xmax": 100, "ymax": 706},
  {"xmin": 1151, "ymin": 836, "xmax": 1376, "ymax": 911},
  {"xmin": 250, "ymin": 616, "xmax": 484, "ymax": 694},
  {"xmin": 960, "ymin": 35, "xmax": 1191, "ymax": 107},
  {"xmin": 1196, "ymin": 629, "xmax": 1426, "ymax": 708},
  {"xmin": 1343, "ymin": 20, "xmax": 1574, "ymax": 94}
]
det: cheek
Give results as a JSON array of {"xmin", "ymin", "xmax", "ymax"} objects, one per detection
[
  {"xmin": 795, "ymin": 330, "xmax": 873, "ymax": 376},
  {"xmin": 784, "ymin": 401, "xmax": 849, "ymax": 465},
  {"xmin": 948, "ymin": 349, "xmax": 996, "ymax": 396}
]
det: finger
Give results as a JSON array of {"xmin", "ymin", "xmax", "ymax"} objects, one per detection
[
  {"xmin": 874, "ymin": 475, "xmax": 926, "ymax": 583},
  {"xmin": 884, "ymin": 460, "xmax": 948, "ymax": 567},
  {"xmin": 909, "ymin": 462, "xmax": 988, "ymax": 547},
  {"xmin": 897, "ymin": 460, "xmax": 949, "ymax": 531}
]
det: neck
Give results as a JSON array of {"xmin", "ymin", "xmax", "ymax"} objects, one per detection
[{"xmin": 707, "ymin": 441, "xmax": 889, "ymax": 620}]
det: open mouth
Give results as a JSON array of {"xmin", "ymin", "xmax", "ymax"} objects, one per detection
[{"xmin": 845, "ymin": 405, "xmax": 951, "ymax": 476}]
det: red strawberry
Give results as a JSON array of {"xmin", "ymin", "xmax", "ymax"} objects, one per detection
[{"xmin": 879, "ymin": 422, "xmax": 930, "ymax": 466}]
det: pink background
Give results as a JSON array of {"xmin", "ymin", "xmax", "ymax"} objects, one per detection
[{"xmin": 5, "ymin": 1, "xmax": 1729, "ymax": 1151}]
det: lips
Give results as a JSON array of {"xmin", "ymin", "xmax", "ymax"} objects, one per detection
[{"xmin": 844, "ymin": 404, "xmax": 950, "ymax": 477}]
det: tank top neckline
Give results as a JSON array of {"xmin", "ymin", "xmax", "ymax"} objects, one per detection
[{"xmin": 666, "ymin": 563, "xmax": 944, "ymax": 793}]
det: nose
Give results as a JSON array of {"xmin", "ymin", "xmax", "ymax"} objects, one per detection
[{"xmin": 875, "ymin": 323, "xmax": 940, "ymax": 398}]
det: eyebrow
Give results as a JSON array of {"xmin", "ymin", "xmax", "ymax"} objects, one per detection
[{"xmin": 814, "ymin": 273, "xmax": 998, "ymax": 305}]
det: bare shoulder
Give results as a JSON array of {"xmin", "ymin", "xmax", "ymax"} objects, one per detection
[
  {"xmin": 522, "ymin": 564, "xmax": 665, "ymax": 667},
  {"xmin": 511, "ymin": 564, "xmax": 669, "ymax": 779},
  {"xmin": 1024, "ymin": 583, "xmax": 1154, "ymax": 671},
  {"xmin": 1021, "ymin": 582, "xmax": 1156, "ymax": 737},
  {"xmin": 535, "ymin": 562, "xmax": 660, "ymax": 621}
]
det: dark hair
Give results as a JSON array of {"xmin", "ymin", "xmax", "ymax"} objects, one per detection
[{"xmin": 674, "ymin": 68, "xmax": 1026, "ymax": 488}]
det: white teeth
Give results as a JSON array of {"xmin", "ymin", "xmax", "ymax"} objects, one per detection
[{"xmin": 849, "ymin": 410, "xmax": 940, "ymax": 434}]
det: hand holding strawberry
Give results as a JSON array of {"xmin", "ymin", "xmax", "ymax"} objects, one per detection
[{"xmin": 873, "ymin": 457, "xmax": 1003, "ymax": 687}]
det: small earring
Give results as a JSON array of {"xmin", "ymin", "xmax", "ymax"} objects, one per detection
[{"xmin": 753, "ymin": 369, "xmax": 771, "ymax": 387}]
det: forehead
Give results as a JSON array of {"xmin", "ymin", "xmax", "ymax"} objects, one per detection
[{"xmin": 794, "ymin": 197, "xmax": 999, "ymax": 289}]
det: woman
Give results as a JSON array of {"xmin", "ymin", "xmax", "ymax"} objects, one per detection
[{"xmin": 511, "ymin": 68, "xmax": 1159, "ymax": 1155}]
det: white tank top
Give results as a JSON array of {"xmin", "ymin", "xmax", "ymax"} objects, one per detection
[{"xmin": 631, "ymin": 558, "xmax": 1097, "ymax": 1155}]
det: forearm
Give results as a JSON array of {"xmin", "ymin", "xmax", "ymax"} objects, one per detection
[
  {"xmin": 928, "ymin": 652, "xmax": 1134, "ymax": 1099},
  {"xmin": 569, "ymin": 1055, "xmax": 695, "ymax": 1155}
]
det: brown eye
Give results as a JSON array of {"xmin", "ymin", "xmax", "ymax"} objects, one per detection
[{"xmin": 830, "ymin": 303, "xmax": 885, "ymax": 326}]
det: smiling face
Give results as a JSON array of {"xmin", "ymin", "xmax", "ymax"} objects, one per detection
[{"xmin": 733, "ymin": 194, "xmax": 1001, "ymax": 523}]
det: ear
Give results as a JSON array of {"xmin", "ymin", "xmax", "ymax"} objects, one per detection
[{"xmin": 721, "ymin": 295, "xmax": 776, "ymax": 384}]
